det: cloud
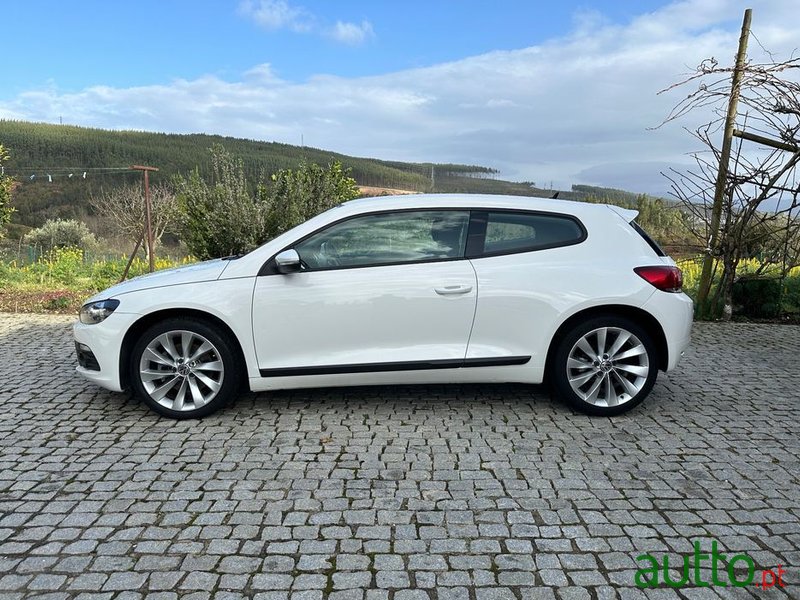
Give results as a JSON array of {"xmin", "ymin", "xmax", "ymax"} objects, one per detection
[
  {"xmin": 328, "ymin": 20, "xmax": 375, "ymax": 46},
  {"xmin": 237, "ymin": 0, "xmax": 312, "ymax": 32},
  {"xmin": 2, "ymin": 0, "xmax": 797, "ymax": 194},
  {"xmin": 238, "ymin": 0, "xmax": 374, "ymax": 45},
  {"xmin": 243, "ymin": 63, "xmax": 282, "ymax": 84}
]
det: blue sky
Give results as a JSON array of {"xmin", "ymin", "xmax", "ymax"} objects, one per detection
[
  {"xmin": 0, "ymin": 1, "xmax": 793, "ymax": 193},
  {"xmin": 4, "ymin": 1, "xmax": 672, "ymax": 92}
]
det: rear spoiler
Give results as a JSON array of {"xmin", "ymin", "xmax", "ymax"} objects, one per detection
[{"xmin": 606, "ymin": 205, "xmax": 639, "ymax": 222}]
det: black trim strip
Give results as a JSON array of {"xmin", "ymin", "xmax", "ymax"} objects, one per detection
[
  {"xmin": 462, "ymin": 356, "xmax": 530, "ymax": 367},
  {"xmin": 259, "ymin": 355, "xmax": 530, "ymax": 378},
  {"xmin": 465, "ymin": 210, "xmax": 488, "ymax": 257}
]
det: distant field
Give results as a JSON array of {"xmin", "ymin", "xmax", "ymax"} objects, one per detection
[{"xmin": 358, "ymin": 186, "xmax": 419, "ymax": 197}]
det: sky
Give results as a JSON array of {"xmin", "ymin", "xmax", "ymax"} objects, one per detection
[{"xmin": 0, "ymin": 0, "xmax": 795, "ymax": 195}]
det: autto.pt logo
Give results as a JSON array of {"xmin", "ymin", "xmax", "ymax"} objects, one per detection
[{"xmin": 635, "ymin": 540, "xmax": 787, "ymax": 589}]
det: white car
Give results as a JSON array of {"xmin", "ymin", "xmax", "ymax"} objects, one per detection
[{"xmin": 74, "ymin": 194, "xmax": 693, "ymax": 419}]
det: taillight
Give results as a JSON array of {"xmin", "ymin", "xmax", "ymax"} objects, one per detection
[{"xmin": 634, "ymin": 266, "xmax": 683, "ymax": 293}]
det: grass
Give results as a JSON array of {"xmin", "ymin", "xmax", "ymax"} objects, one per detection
[{"xmin": 0, "ymin": 247, "xmax": 193, "ymax": 313}]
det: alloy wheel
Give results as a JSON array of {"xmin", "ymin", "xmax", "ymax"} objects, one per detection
[
  {"xmin": 138, "ymin": 330, "xmax": 225, "ymax": 412},
  {"xmin": 566, "ymin": 326, "xmax": 649, "ymax": 407}
]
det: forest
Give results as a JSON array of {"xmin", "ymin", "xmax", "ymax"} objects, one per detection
[
  {"xmin": 1, "ymin": 120, "xmax": 670, "ymax": 235},
  {"xmin": 1, "ymin": 120, "xmax": 505, "ymax": 231}
]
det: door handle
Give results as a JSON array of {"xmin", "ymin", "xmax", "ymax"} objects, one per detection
[{"xmin": 434, "ymin": 285, "xmax": 473, "ymax": 296}]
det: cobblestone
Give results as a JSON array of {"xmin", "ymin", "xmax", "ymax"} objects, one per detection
[{"xmin": 0, "ymin": 315, "xmax": 798, "ymax": 598}]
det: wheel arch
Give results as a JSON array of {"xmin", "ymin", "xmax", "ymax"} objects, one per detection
[
  {"xmin": 544, "ymin": 304, "xmax": 668, "ymax": 378},
  {"xmin": 119, "ymin": 308, "xmax": 250, "ymax": 392}
]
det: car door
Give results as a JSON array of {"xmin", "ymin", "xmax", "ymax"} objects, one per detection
[
  {"xmin": 464, "ymin": 210, "xmax": 588, "ymax": 364},
  {"xmin": 251, "ymin": 209, "xmax": 477, "ymax": 375}
]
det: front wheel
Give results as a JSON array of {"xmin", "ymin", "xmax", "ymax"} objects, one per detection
[
  {"xmin": 551, "ymin": 316, "xmax": 658, "ymax": 416},
  {"xmin": 129, "ymin": 318, "xmax": 242, "ymax": 419}
]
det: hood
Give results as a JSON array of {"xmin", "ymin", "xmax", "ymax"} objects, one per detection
[{"xmin": 86, "ymin": 259, "xmax": 230, "ymax": 303}]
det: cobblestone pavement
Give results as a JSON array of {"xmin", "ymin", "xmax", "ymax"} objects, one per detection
[{"xmin": 0, "ymin": 313, "xmax": 798, "ymax": 600}]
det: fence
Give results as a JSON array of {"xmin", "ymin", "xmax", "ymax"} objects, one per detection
[{"xmin": 0, "ymin": 241, "xmax": 190, "ymax": 267}]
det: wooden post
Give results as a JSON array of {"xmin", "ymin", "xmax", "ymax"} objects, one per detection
[
  {"xmin": 119, "ymin": 231, "xmax": 144, "ymax": 283},
  {"xmin": 131, "ymin": 165, "xmax": 159, "ymax": 273},
  {"xmin": 696, "ymin": 8, "xmax": 752, "ymax": 317},
  {"xmin": 733, "ymin": 129, "xmax": 799, "ymax": 153}
]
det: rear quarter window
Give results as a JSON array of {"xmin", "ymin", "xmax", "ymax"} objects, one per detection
[{"xmin": 474, "ymin": 211, "xmax": 586, "ymax": 257}]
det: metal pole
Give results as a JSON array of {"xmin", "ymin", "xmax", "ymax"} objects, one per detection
[{"xmin": 696, "ymin": 8, "xmax": 752, "ymax": 317}]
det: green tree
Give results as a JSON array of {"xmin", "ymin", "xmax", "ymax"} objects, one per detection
[
  {"xmin": 261, "ymin": 160, "xmax": 359, "ymax": 239},
  {"xmin": 178, "ymin": 147, "xmax": 360, "ymax": 260},
  {"xmin": 634, "ymin": 194, "xmax": 684, "ymax": 243},
  {"xmin": 177, "ymin": 145, "xmax": 269, "ymax": 260},
  {"xmin": 0, "ymin": 145, "xmax": 14, "ymax": 238}
]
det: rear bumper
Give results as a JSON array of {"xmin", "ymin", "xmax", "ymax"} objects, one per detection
[{"xmin": 642, "ymin": 291, "xmax": 694, "ymax": 371}]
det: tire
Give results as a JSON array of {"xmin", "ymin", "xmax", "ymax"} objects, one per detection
[
  {"xmin": 551, "ymin": 315, "xmax": 659, "ymax": 416},
  {"xmin": 129, "ymin": 318, "xmax": 242, "ymax": 419}
]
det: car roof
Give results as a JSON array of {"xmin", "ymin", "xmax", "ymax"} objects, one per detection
[{"xmin": 340, "ymin": 193, "xmax": 638, "ymax": 221}]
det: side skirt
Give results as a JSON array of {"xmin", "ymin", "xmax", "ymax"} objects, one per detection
[{"xmin": 259, "ymin": 356, "xmax": 530, "ymax": 378}]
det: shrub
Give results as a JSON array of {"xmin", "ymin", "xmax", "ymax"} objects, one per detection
[
  {"xmin": 0, "ymin": 145, "xmax": 13, "ymax": 239},
  {"xmin": 679, "ymin": 258, "xmax": 800, "ymax": 318},
  {"xmin": 732, "ymin": 277, "xmax": 782, "ymax": 318},
  {"xmin": 780, "ymin": 272, "xmax": 800, "ymax": 315},
  {"xmin": 177, "ymin": 145, "xmax": 269, "ymax": 260},
  {"xmin": 177, "ymin": 145, "xmax": 360, "ymax": 260},
  {"xmin": 25, "ymin": 219, "xmax": 97, "ymax": 255},
  {"xmin": 262, "ymin": 160, "xmax": 360, "ymax": 239}
]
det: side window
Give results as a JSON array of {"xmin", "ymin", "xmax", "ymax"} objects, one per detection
[
  {"xmin": 479, "ymin": 211, "xmax": 584, "ymax": 256},
  {"xmin": 295, "ymin": 210, "xmax": 470, "ymax": 270}
]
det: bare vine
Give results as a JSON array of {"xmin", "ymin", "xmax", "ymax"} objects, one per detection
[{"xmin": 658, "ymin": 49, "xmax": 800, "ymax": 319}]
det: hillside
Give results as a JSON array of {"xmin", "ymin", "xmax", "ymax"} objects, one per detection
[
  {"xmin": 0, "ymin": 120, "xmax": 671, "ymax": 236},
  {"xmin": 1, "ymin": 120, "xmax": 558, "ymax": 231}
]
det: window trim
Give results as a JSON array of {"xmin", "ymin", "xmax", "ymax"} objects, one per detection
[
  {"xmin": 466, "ymin": 209, "xmax": 588, "ymax": 259},
  {"xmin": 630, "ymin": 220, "xmax": 666, "ymax": 257},
  {"xmin": 258, "ymin": 207, "xmax": 473, "ymax": 276}
]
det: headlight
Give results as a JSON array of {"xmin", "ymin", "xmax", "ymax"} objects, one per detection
[{"xmin": 79, "ymin": 299, "xmax": 120, "ymax": 324}]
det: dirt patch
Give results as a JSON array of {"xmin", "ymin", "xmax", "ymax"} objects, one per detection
[
  {"xmin": 358, "ymin": 186, "xmax": 420, "ymax": 197},
  {"xmin": 0, "ymin": 289, "xmax": 85, "ymax": 314}
]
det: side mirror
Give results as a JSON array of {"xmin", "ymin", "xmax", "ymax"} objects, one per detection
[{"xmin": 275, "ymin": 249, "xmax": 302, "ymax": 274}]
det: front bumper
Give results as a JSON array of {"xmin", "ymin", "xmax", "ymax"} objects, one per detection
[{"xmin": 73, "ymin": 311, "xmax": 141, "ymax": 392}]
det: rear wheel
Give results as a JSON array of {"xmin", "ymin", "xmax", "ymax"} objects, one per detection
[
  {"xmin": 129, "ymin": 318, "xmax": 241, "ymax": 419},
  {"xmin": 552, "ymin": 316, "xmax": 658, "ymax": 416}
]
